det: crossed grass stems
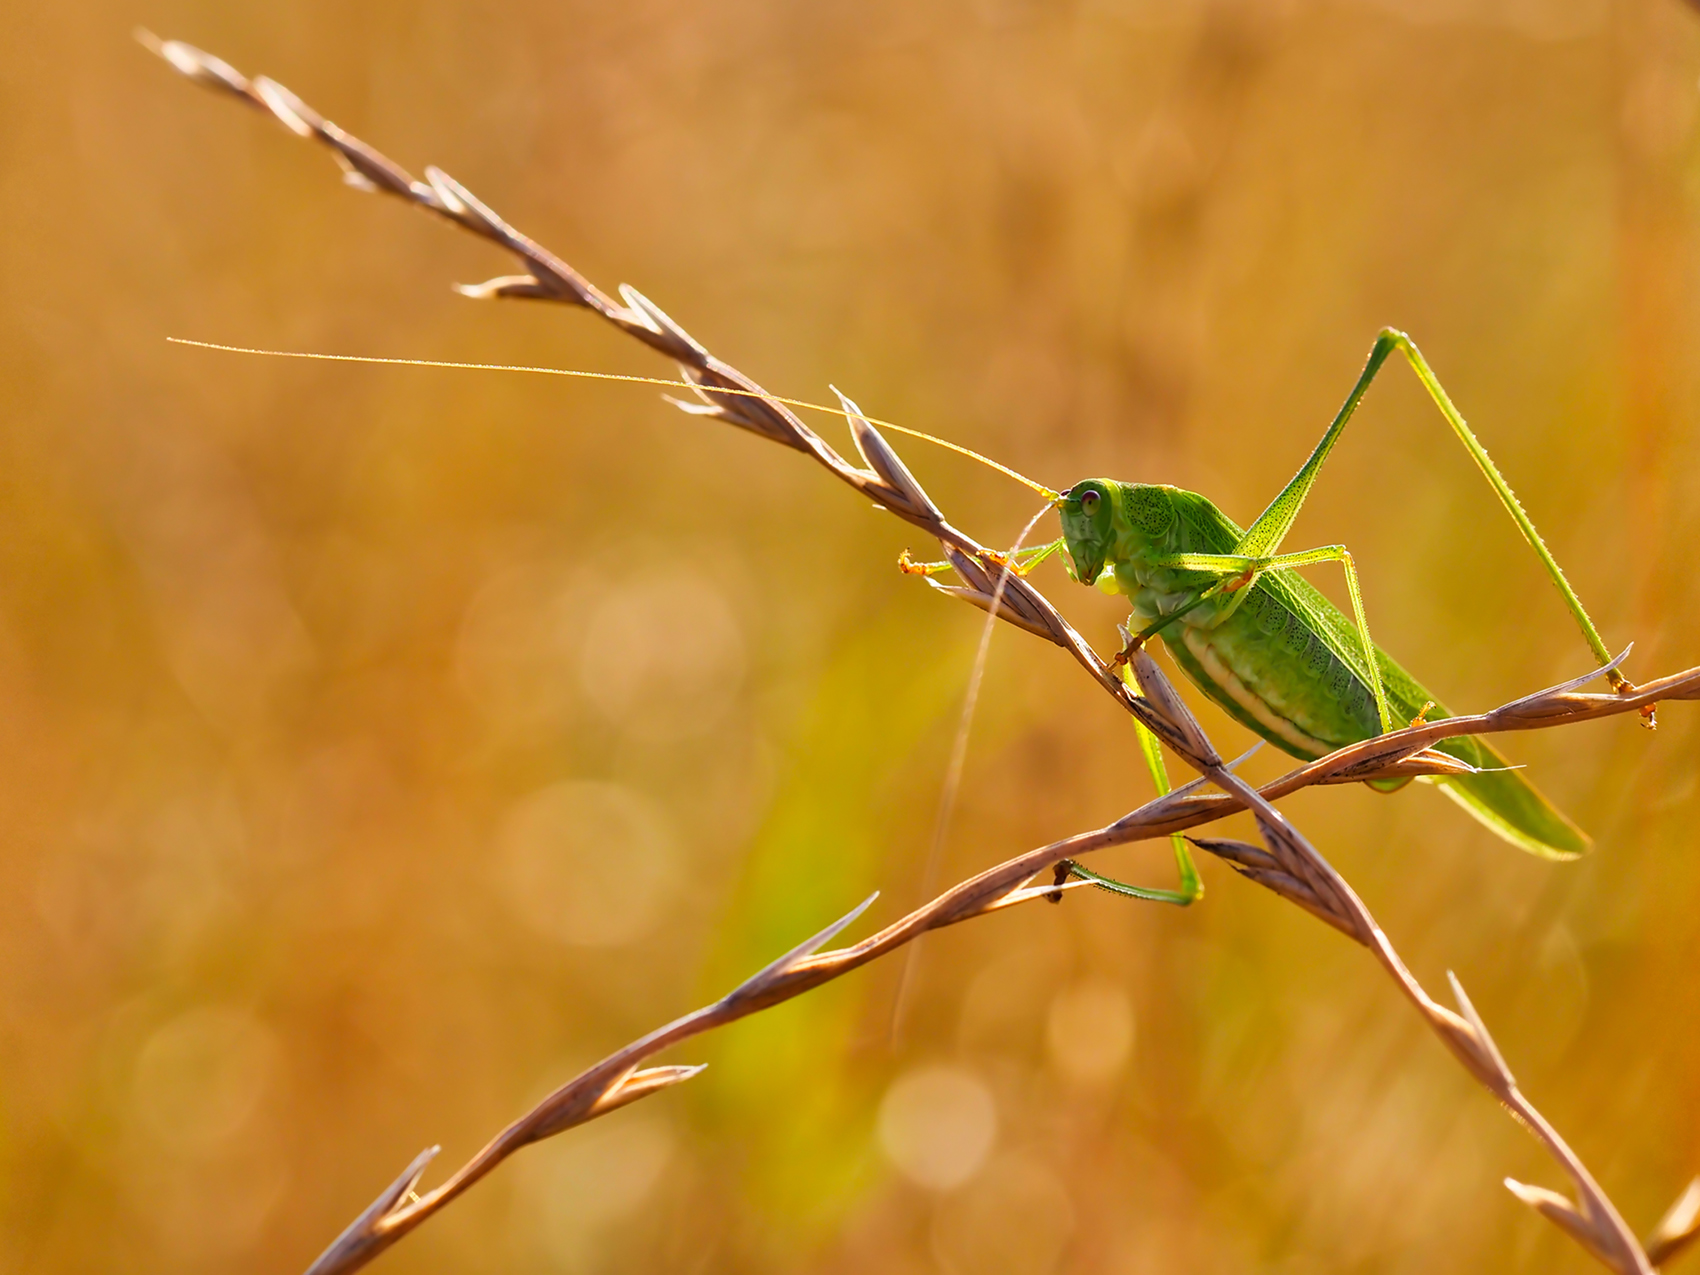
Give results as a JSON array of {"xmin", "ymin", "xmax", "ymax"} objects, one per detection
[{"xmin": 143, "ymin": 35, "xmax": 1700, "ymax": 1275}]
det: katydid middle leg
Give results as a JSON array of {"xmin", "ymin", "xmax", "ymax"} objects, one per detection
[{"xmin": 1050, "ymin": 713, "xmax": 1202, "ymax": 906}]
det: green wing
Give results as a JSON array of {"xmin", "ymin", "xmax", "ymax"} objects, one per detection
[
  {"xmin": 1357, "ymin": 623, "xmax": 1590, "ymax": 859},
  {"xmin": 1308, "ymin": 591, "xmax": 1589, "ymax": 860},
  {"xmin": 1430, "ymin": 736, "xmax": 1588, "ymax": 859},
  {"xmin": 1368, "ymin": 644, "xmax": 1588, "ymax": 859}
]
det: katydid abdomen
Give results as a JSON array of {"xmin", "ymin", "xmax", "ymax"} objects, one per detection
[
  {"xmin": 1156, "ymin": 582, "xmax": 1377, "ymax": 760},
  {"xmin": 1068, "ymin": 480, "xmax": 1589, "ymax": 860}
]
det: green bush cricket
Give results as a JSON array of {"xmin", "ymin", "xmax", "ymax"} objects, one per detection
[{"xmin": 992, "ymin": 328, "xmax": 1642, "ymax": 903}]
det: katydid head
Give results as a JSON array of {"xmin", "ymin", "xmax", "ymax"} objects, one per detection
[{"xmin": 1058, "ymin": 479, "xmax": 1117, "ymax": 586}]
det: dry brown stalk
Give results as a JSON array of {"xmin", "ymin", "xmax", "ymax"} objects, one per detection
[{"xmin": 144, "ymin": 36, "xmax": 1700, "ymax": 1275}]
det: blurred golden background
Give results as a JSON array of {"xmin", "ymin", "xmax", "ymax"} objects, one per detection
[{"xmin": 2, "ymin": 1, "xmax": 1698, "ymax": 1271}]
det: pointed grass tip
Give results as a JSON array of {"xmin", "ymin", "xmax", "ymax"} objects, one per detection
[{"xmin": 729, "ymin": 892, "xmax": 880, "ymax": 999}]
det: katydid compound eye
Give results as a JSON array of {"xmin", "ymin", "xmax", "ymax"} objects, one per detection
[{"xmin": 1080, "ymin": 490, "xmax": 1100, "ymax": 514}]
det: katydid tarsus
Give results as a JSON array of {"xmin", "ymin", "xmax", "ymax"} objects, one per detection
[{"xmin": 186, "ymin": 325, "xmax": 1635, "ymax": 904}]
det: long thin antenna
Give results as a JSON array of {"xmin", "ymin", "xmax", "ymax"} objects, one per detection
[
  {"xmin": 166, "ymin": 338, "xmax": 1058, "ymax": 498},
  {"xmin": 887, "ymin": 498, "xmax": 1055, "ymax": 1045}
]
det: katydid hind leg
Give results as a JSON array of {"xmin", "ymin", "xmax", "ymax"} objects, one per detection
[{"xmin": 1236, "ymin": 327, "xmax": 1629, "ymax": 698}]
